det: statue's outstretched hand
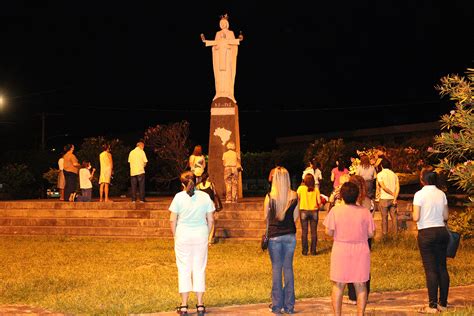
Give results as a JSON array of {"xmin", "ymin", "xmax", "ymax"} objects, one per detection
[
  {"xmin": 200, "ymin": 33, "xmax": 206, "ymax": 42},
  {"xmin": 238, "ymin": 31, "xmax": 244, "ymax": 41}
]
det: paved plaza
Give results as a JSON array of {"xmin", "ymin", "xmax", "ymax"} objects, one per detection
[{"xmin": 1, "ymin": 285, "xmax": 472, "ymax": 315}]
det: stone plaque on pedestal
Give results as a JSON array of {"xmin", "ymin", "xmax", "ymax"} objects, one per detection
[{"xmin": 208, "ymin": 97, "xmax": 242, "ymax": 199}]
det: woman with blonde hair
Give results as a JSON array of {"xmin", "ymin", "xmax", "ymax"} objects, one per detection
[
  {"xmin": 264, "ymin": 167, "xmax": 299, "ymax": 314},
  {"xmin": 169, "ymin": 171, "xmax": 215, "ymax": 316}
]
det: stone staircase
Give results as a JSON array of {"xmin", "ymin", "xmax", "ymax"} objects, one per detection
[{"xmin": 0, "ymin": 198, "xmax": 416, "ymax": 240}]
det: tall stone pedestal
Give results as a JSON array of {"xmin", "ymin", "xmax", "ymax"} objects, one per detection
[{"xmin": 208, "ymin": 97, "xmax": 243, "ymax": 199}]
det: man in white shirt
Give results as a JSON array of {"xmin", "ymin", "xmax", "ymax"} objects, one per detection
[
  {"xmin": 128, "ymin": 141, "xmax": 148, "ymax": 202},
  {"xmin": 376, "ymin": 159, "xmax": 400, "ymax": 235}
]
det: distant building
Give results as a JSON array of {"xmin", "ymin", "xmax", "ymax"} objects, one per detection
[{"xmin": 276, "ymin": 121, "xmax": 440, "ymax": 150}]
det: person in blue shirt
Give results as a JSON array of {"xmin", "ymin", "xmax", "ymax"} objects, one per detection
[{"xmin": 169, "ymin": 171, "xmax": 215, "ymax": 316}]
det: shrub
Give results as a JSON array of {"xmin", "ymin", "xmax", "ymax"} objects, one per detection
[
  {"xmin": 43, "ymin": 168, "xmax": 59, "ymax": 187},
  {"xmin": 76, "ymin": 137, "xmax": 130, "ymax": 196},
  {"xmin": 0, "ymin": 163, "xmax": 36, "ymax": 199},
  {"xmin": 432, "ymin": 69, "xmax": 474, "ymax": 237},
  {"xmin": 241, "ymin": 149, "xmax": 304, "ymax": 189},
  {"xmin": 144, "ymin": 121, "xmax": 190, "ymax": 190}
]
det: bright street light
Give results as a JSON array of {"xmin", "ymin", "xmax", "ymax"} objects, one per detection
[{"xmin": 0, "ymin": 95, "xmax": 4, "ymax": 110}]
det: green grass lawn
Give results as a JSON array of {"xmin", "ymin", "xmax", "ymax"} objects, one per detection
[{"xmin": 0, "ymin": 235, "xmax": 473, "ymax": 315}]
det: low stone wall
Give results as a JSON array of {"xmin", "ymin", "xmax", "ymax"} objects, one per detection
[{"xmin": 0, "ymin": 198, "xmax": 416, "ymax": 240}]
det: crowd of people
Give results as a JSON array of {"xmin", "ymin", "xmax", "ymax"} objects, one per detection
[
  {"xmin": 168, "ymin": 156, "xmax": 451, "ymax": 315},
  {"xmin": 56, "ymin": 141, "xmax": 240, "ymax": 206},
  {"xmin": 55, "ymin": 143, "xmax": 451, "ymax": 315}
]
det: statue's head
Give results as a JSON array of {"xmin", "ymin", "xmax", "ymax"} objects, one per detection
[{"xmin": 219, "ymin": 14, "xmax": 229, "ymax": 30}]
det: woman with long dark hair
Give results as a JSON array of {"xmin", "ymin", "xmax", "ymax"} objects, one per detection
[
  {"xmin": 169, "ymin": 171, "xmax": 215, "ymax": 316},
  {"xmin": 297, "ymin": 173, "xmax": 321, "ymax": 255},
  {"xmin": 264, "ymin": 167, "xmax": 299, "ymax": 314},
  {"xmin": 413, "ymin": 167, "xmax": 450, "ymax": 313}
]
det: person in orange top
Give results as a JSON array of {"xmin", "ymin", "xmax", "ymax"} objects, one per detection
[
  {"xmin": 297, "ymin": 173, "xmax": 321, "ymax": 256},
  {"xmin": 62, "ymin": 144, "xmax": 81, "ymax": 202}
]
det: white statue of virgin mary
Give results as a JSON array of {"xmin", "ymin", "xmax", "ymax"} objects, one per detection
[{"xmin": 201, "ymin": 14, "xmax": 244, "ymax": 103}]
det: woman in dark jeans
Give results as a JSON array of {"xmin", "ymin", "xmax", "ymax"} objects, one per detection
[
  {"xmin": 296, "ymin": 173, "xmax": 321, "ymax": 255},
  {"xmin": 264, "ymin": 167, "xmax": 299, "ymax": 314},
  {"xmin": 413, "ymin": 167, "xmax": 449, "ymax": 313}
]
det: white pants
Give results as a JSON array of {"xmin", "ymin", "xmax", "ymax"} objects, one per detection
[{"xmin": 175, "ymin": 236, "xmax": 208, "ymax": 293}]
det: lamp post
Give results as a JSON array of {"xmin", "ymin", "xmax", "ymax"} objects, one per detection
[
  {"xmin": 39, "ymin": 112, "xmax": 63, "ymax": 151},
  {"xmin": 46, "ymin": 133, "xmax": 69, "ymax": 152}
]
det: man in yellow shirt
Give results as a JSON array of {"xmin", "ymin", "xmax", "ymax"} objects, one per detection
[{"xmin": 128, "ymin": 141, "xmax": 148, "ymax": 202}]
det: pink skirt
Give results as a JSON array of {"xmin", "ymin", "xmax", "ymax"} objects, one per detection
[{"xmin": 330, "ymin": 240, "xmax": 370, "ymax": 283}]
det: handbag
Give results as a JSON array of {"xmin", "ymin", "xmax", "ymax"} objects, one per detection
[
  {"xmin": 211, "ymin": 183, "xmax": 223, "ymax": 212},
  {"xmin": 446, "ymin": 228, "xmax": 460, "ymax": 258},
  {"xmin": 261, "ymin": 194, "xmax": 271, "ymax": 251}
]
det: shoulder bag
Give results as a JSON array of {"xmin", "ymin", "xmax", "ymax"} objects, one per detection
[{"xmin": 446, "ymin": 226, "xmax": 460, "ymax": 259}]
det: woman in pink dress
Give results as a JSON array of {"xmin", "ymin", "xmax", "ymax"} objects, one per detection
[{"xmin": 323, "ymin": 182, "xmax": 375, "ymax": 316}]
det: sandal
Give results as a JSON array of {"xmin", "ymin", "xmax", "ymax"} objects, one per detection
[
  {"xmin": 176, "ymin": 305, "xmax": 188, "ymax": 315},
  {"xmin": 418, "ymin": 305, "xmax": 439, "ymax": 314},
  {"xmin": 343, "ymin": 297, "xmax": 357, "ymax": 305},
  {"xmin": 196, "ymin": 304, "xmax": 206, "ymax": 316}
]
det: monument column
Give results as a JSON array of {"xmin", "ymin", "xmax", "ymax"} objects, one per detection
[
  {"xmin": 201, "ymin": 14, "xmax": 244, "ymax": 199},
  {"xmin": 208, "ymin": 97, "xmax": 242, "ymax": 198}
]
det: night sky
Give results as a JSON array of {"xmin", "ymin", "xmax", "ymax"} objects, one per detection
[{"xmin": 0, "ymin": 1, "xmax": 473, "ymax": 151}]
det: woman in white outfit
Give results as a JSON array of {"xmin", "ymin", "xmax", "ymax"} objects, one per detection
[
  {"xmin": 99, "ymin": 144, "xmax": 113, "ymax": 202},
  {"xmin": 57, "ymin": 152, "xmax": 66, "ymax": 201},
  {"xmin": 169, "ymin": 171, "xmax": 215, "ymax": 316}
]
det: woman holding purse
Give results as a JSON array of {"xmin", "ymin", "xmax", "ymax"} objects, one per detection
[
  {"xmin": 264, "ymin": 167, "xmax": 299, "ymax": 314},
  {"xmin": 412, "ymin": 166, "xmax": 450, "ymax": 313}
]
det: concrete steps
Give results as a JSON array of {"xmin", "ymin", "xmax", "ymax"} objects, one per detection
[{"xmin": 0, "ymin": 199, "xmax": 416, "ymax": 240}]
